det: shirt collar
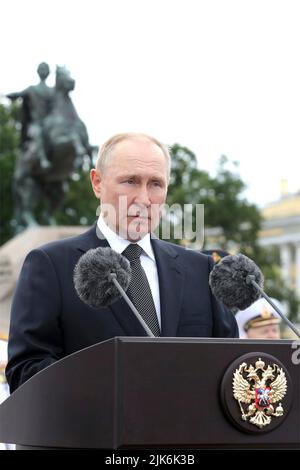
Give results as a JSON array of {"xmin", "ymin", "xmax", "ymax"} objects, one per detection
[{"xmin": 97, "ymin": 214, "xmax": 155, "ymax": 261}]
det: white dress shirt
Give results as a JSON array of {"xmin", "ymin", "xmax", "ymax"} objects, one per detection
[{"xmin": 97, "ymin": 215, "xmax": 161, "ymax": 328}]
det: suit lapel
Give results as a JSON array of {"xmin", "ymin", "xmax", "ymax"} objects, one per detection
[
  {"xmin": 76, "ymin": 224, "xmax": 109, "ymax": 252},
  {"xmin": 151, "ymin": 238, "xmax": 184, "ymax": 336},
  {"xmin": 76, "ymin": 224, "xmax": 148, "ymax": 336}
]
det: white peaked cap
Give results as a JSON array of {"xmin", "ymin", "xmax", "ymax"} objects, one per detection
[{"xmin": 235, "ymin": 297, "xmax": 284, "ymax": 338}]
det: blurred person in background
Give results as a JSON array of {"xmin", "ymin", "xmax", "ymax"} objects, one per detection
[{"xmin": 235, "ymin": 297, "xmax": 283, "ymax": 339}]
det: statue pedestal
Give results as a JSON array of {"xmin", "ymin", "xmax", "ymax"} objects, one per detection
[{"xmin": 0, "ymin": 226, "xmax": 89, "ymax": 334}]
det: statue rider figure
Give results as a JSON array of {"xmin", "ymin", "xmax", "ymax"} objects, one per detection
[
  {"xmin": 7, "ymin": 63, "xmax": 54, "ymax": 230},
  {"xmin": 7, "ymin": 62, "xmax": 53, "ymax": 170}
]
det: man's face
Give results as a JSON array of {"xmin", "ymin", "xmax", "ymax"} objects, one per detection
[
  {"xmin": 247, "ymin": 324, "xmax": 281, "ymax": 339},
  {"xmin": 91, "ymin": 138, "xmax": 168, "ymax": 241}
]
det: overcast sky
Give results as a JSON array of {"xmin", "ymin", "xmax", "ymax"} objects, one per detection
[{"xmin": 1, "ymin": 0, "xmax": 300, "ymax": 207}]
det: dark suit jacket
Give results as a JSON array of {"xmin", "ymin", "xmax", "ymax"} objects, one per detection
[{"xmin": 6, "ymin": 225, "xmax": 238, "ymax": 392}]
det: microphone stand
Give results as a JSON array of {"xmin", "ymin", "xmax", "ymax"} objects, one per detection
[
  {"xmin": 109, "ymin": 273, "xmax": 155, "ymax": 338},
  {"xmin": 246, "ymin": 275, "xmax": 300, "ymax": 339}
]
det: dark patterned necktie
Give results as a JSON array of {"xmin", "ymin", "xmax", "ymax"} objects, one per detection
[{"xmin": 122, "ymin": 243, "xmax": 160, "ymax": 337}]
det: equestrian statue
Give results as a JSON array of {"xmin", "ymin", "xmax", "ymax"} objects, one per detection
[{"xmin": 7, "ymin": 63, "xmax": 93, "ymax": 232}]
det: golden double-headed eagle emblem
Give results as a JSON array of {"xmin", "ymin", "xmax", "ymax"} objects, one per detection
[{"xmin": 233, "ymin": 358, "xmax": 287, "ymax": 429}]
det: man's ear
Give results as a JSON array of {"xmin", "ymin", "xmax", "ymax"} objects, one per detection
[{"xmin": 90, "ymin": 168, "xmax": 101, "ymax": 199}]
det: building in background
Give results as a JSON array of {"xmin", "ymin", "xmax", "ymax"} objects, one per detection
[{"xmin": 259, "ymin": 191, "xmax": 300, "ymax": 301}]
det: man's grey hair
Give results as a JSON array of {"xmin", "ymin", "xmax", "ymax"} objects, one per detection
[{"xmin": 95, "ymin": 132, "xmax": 171, "ymax": 182}]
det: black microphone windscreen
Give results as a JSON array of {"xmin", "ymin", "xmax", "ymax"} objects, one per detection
[
  {"xmin": 73, "ymin": 247, "xmax": 131, "ymax": 308},
  {"xmin": 209, "ymin": 253, "xmax": 264, "ymax": 310}
]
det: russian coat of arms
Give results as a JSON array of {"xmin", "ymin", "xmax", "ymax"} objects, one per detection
[{"xmin": 233, "ymin": 358, "xmax": 287, "ymax": 429}]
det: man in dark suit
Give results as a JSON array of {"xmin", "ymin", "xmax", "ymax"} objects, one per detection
[{"xmin": 6, "ymin": 132, "xmax": 238, "ymax": 392}]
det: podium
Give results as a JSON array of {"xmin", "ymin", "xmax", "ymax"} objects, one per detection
[{"xmin": 0, "ymin": 337, "xmax": 299, "ymax": 449}]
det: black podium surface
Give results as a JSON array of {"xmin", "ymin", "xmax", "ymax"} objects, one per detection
[{"xmin": 0, "ymin": 337, "xmax": 299, "ymax": 449}]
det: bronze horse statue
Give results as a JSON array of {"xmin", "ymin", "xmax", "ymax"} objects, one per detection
[{"xmin": 13, "ymin": 66, "xmax": 93, "ymax": 231}]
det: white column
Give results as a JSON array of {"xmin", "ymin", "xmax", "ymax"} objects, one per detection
[
  {"xmin": 295, "ymin": 242, "xmax": 300, "ymax": 298},
  {"xmin": 280, "ymin": 244, "xmax": 292, "ymax": 286}
]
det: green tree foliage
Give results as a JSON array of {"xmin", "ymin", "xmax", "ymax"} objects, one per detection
[
  {"xmin": 54, "ymin": 165, "xmax": 98, "ymax": 226},
  {"xmin": 253, "ymin": 245, "xmax": 299, "ymax": 322},
  {"xmin": 167, "ymin": 145, "xmax": 262, "ymax": 253},
  {"xmin": 0, "ymin": 102, "xmax": 20, "ymax": 245},
  {"xmin": 204, "ymin": 155, "xmax": 262, "ymax": 256}
]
